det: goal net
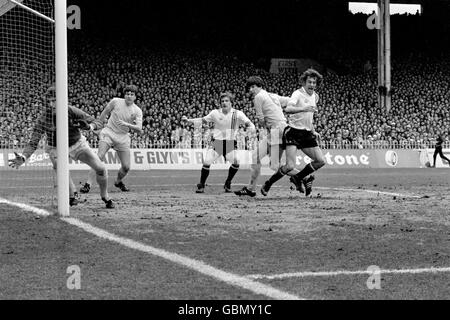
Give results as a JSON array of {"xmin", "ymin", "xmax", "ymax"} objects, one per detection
[{"xmin": 0, "ymin": 0, "xmax": 56, "ymax": 211}]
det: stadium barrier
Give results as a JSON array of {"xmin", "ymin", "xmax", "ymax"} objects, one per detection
[{"xmin": 0, "ymin": 148, "xmax": 432, "ymax": 171}]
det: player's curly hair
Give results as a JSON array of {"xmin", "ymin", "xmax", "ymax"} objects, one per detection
[
  {"xmin": 124, "ymin": 84, "xmax": 138, "ymax": 94},
  {"xmin": 220, "ymin": 91, "xmax": 235, "ymax": 103},
  {"xmin": 300, "ymin": 68, "xmax": 323, "ymax": 86},
  {"xmin": 245, "ymin": 76, "xmax": 265, "ymax": 91}
]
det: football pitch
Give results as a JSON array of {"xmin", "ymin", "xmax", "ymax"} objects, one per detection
[{"xmin": 1, "ymin": 168, "xmax": 449, "ymax": 299}]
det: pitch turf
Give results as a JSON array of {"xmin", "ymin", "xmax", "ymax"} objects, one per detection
[{"xmin": 1, "ymin": 168, "xmax": 449, "ymax": 299}]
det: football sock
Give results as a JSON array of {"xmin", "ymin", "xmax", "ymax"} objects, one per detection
[
  {"xmin": 266, "ymin": 167, "xmax": 286, "ymax": 185},
  {"xmin": 295, "ymin": 163, "xmax": 316, "ymax": 181},
  {"xmin": 226, "ymin": 164, "xmax": 239, "ymax": 183},
  {"xmin": 200, "ymin": 165, "xmax": 210, "ymax": 185}
]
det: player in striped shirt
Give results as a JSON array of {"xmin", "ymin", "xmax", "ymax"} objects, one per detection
[
  {"xmin": 262, "ymin": 69, "xmax": 326, "ymax": 196},
  {"xmin": 182, "ymin": 92, "xmax": 255, "ymax": 193},
  {"xmin": 80, "ymin": 85, "xmax": 143, "ymax": 194},
  {"xmin": 234, "ymin": 76, "xmax": 302, "ymax": 197},
  {"xmin": 8, "ymin": 86, "xmax": 114, "ymax": 208}
]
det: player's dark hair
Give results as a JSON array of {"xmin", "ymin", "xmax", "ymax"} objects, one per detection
[
  {"xmin": 300, "ymin": 68, "xmax": 323, "ymax": 86},
  {"xmin": 124, "ymin": 84, "xmax": 138, "ymax": 94},
  {"xmin": 245, "ymin": 76, "xmax": 265, "ymax": 91},
  {"xmin": 220, "ymin": 91, "xmax": 235, "ymax": 103}
]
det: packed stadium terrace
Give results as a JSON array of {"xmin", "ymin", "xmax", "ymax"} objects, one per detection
[{"xmin": 1, "ymin": 45, "xmax": 450, "ymax": 150}]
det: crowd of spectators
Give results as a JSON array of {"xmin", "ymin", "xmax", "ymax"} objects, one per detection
[{"xmin": 2, "ymin": 46, "xmax": 450, "ymax": 151}]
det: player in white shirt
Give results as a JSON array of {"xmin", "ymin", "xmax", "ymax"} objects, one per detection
[
  {"xmin": 80, "ymin": 85, "xmax": 143, "ymax": 193},
  {"xmin": 182, "ymin": 92, "xmax": 255, "ymax": 193},
  {"xmin": 262, "ymin": 69, "xmax": 326, "ymax": 196},
  {"xmin": 234, "ymin": 76, "xmax": 302, "ymax": 197}
]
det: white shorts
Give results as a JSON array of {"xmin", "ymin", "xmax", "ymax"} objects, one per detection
[
  {"xmin": 251, "ymin": 137, "xmax": 284, "ymax": 169},
  {"xmin": 99, "ymin": 127, "xmax": 131, "ymax": 152},
  {"xmin": 267, "ymin": 122, "xmax": 287, "ymax": 146},
  {"xmin": 46, "ymin": 135, "xmax": 93, "ymax": 165}
]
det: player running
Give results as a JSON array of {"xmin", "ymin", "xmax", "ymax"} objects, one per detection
[
  {"xmin": 80, "ymin": 85, "xmax": 143, "ymax": 194},
  {"xmin": 234, "ymin": 76, "xmax": 302, "ymax": 197},
  {"xmin": 262, "ymin": 68, "xmax": 326, "ymax": 197},
  {"xmin": 432, "ymin": 134, "xmax": 450, "ymax": 167},
  {"xmin": 8, "ymin": 86, "xmax": 114, "ymax": 208},
  {"xmin": 182, "ymin": 92, "xmax": 255, "ymax": 193}
]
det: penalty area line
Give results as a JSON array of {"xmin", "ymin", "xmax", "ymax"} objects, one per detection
[{"xmin": 0, "ymin": 197, "xmax": 301, "ymax": 300}]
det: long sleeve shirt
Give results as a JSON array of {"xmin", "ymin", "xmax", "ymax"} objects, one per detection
[{"xmin": 23, "ymin": 106, "xmax": 100, "ymax": 159}]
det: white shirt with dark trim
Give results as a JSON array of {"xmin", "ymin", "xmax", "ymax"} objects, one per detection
[
  {"xmin": 287, "ymin": 87, "xmax": 319, "ymax": 131},
  {"xmin": 203, "ymin": 108, "xmax": 251, "ymax": 140}
]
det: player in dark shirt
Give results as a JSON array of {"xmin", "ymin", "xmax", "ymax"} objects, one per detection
[
  {"xmin": 8, "ymin": 86, "xmax": 114, "ymax": 209},
  {"xmin": 433, "ymin": 134, "xmax": 450, "ymax": 167}
]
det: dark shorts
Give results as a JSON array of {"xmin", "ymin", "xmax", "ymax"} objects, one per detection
[
  {"xmin": 212, "ymin": 139, "xmax": 237, "ymax": 156},
  {"xmin": 283, "ymin": 126, "xmax": 318, "ymax": 149}
]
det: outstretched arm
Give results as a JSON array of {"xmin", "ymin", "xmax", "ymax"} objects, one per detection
[
  {"xmin": 22, "ymin": 117, "xmax": 45, "ymax": 160},
  {"xmin": 68, "ymin": 105, "xmax": 104, "ymax": 131},
  {"xmin": 181, "ymin": 115, "xmax": 208, "ymax": 125},
  {"xmin": 9, "ymin": 116, "xmax": 44, "ymax": 168}
]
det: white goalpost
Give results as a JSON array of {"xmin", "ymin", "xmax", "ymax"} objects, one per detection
[
  {"xmin": 54, "ymin": 0, "xmax": 69, "ymax": 217},
  {"xmin": 0, "ymin": 0, "xmax": 69, "ymax": 216}
]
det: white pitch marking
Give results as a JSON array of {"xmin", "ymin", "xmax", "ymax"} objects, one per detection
[
  {"xmin": 0, "ymin": 198, "xmax": 52, "ymax": 216},
  {"xmin": 246, "ymin": 267, "xmax": 450, "ymax": 280},
  {"xmin": 0, "ymin": 197, "xmax": 301, "ymax": 300}
]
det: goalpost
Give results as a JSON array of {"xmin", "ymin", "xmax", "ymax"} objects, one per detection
[{"xmin": 0, "ymin": 0, "xmax": 69, "ymax": 216}]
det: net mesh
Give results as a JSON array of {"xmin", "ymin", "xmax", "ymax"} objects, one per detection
[{"xmin": 0, "ymin": 0, "xmax": 56, "ymax": 211}]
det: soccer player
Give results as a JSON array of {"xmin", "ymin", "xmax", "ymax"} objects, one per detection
[
  {"xmin": 262, "ymin": 68, "xmax": 326, "ymax": 196},
  {"xmin": 8, "ymin": 86, "xmax": 114, "ymax": 208},
  {"xmin": 80, "ymin": 85, "xmax": 143, "ymax": 194},
  {"xmin": 182, "ymin": 92, "xmax": 255, "ymax": 193},
  {"xmin": 432, "ymin": 134, "xmax": 450, "ymax": 167},
  {"xmin": 234, "ymin": 76, "xmax": 303, "ymax": 197}
]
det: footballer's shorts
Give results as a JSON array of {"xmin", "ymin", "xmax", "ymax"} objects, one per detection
[
  {"xmin": 204, "ymin": 139, "xmax": 239, "ymax": 165},
  {"xmin": 99, "ymin": 127, "xmax": 131, "ymax": 152},
  {"xmin": 267, "ymin": 122, "xmax": 287, "ymax": 146},
  {"xmin": 283, "ymin": 126, "xmax": 318, "ymax": 149},
  {"xmin": 251, "ymin": 138, "xmax": 284, "ymax": 170},
  {"xmin": 46, "ymin": 135, "xmax": 93, "ymax": 166}
]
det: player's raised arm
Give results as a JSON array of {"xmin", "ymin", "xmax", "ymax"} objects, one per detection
[
  {"xmin": 181, "ymin": 115, "xmax": 208, "ymax": 125},
  {"xmin": 284, "ymin": 90, "xmax": 317, "ymax": 114}
]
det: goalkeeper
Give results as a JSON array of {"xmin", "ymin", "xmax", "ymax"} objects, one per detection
[{"xmin": 8, "ymin": 86, "xmax": 115, "ymax": 209}]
